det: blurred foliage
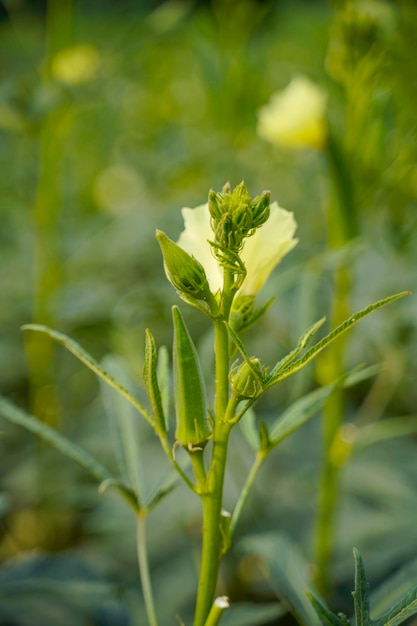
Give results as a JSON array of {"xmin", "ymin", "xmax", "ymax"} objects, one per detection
[{"xmin": 1, "ymin": 0, "xmax": 417, "ymax": 624}]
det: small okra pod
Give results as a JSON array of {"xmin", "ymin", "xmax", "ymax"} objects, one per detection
[
  {"xmin": 143, "ymin": 328, "xmax": 167, "ymax": 433},
  {"xmin": 172, "ymin": 306, "xmax": 211, "ymax": 448}
]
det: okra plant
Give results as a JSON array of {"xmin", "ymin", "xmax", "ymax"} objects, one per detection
[{"xmin": 0, "ymin": 182, "xmax": 413, "ymax": 626}]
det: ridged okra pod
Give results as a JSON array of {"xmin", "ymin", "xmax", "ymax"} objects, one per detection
[{"xmin": 172, "ymin": 306, "xmax": 211, "ymax": 448}]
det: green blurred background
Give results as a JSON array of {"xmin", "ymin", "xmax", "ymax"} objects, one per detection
[{"xmin": 1, "ymin": 0, "xmax": 417, "ymax": 624}]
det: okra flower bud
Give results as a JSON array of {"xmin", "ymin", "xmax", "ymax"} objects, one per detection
[
  {"xmin": 230, "ymin": 357, "xmax": 266, "ymax": 400},
  {"xmin": 250, "ymin": 190, "xmax": 271, "ymax": 229},
  {"xmin": 156, "ymin": 230, "xmax": 212, "ymax": 302},
  {"xmin": 172, "ymin": 306, "xmax": 211, "ymax": 447}
]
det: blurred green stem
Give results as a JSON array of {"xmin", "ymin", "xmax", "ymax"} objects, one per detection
[
  {"xmin": 314, "ymin": 129, "xmax": 355, "ymax": 596},
  {"xmin": 136, "ymin": 512, "xmax": 159, "ymax": 626},
  {"xmin": 26, "ymin": 0, "xmax": 75, "ymax": 425}
]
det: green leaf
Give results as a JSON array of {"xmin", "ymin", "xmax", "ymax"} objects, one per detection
[
  {"xmin": 269, "ymin": 383, "xmax": 338, "ymax": 448},
  {"xmin": 373, "ymin": 586, "xmax": 417, "ymax": 626},
  {"xmin": 21, "ymin": 324, "xmax": 155, "ymax": 427},
  {"xmin": 370, "ymin": 556, "xmax": 417, "ymax": 618},
  {"xmin": 0, "ymin": 395, "xmax": 139, "ymax": 510},
  {"xmin": 100, "ymin": 355, "xmax": 145, "ymax": 504},
  {"xmin": 239, "ymin": 406, "xmax": 259, "ymax": 451},
  {"xmin": 307, "ymin": 592, "xmax": 349, "ymax": 626},
  {"xmin": 220, "ymin": 602, "xmax": 286, "ymax": 626},
  {"xmin": 144, "ymin": 469, "xmax": 180, "ymax": 512},
  {"xmin": 241, "ymin": 534, "xmax": 321, "ymax": 626},
  {"xmin": 268, "ymin": 365, "xmax": 379, "ymax": 449},
  {"xmin": 356, "ymin": 415, "xmax": 417, "ymax": 449},
  {"xmin": 352, "ymin": 548, "xmax": 371, "ymax": 626},
  {"xmin": 266, "ymin": 292, "xmax": 409, "ymax": 386},
  {"xmin": 266, "ymin": 317, "xmax": 326, "ymax": 383}
]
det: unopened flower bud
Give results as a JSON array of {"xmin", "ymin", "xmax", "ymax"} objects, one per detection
[
  {"xmin": 250, "ymin": 190, "xmax": 271, "ymax": 229},
  {"xmin": 208, "ymin": 189, "xmax": 224, "ymax": 220},
  {"xmin": 230, "ymin": 357, "xmax": 266, "ymax": 400},
  {"xmin": 156, "ymin": 230, "xmax": 212, "ymax": 301}
]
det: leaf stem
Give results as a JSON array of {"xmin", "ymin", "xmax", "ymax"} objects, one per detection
[
  {"xmin": 136, "ymin": 512, "xmax": 159, "ymax": 626},
  {"xmin": 230, "ymin": 451, "xmax": 266, "ymax": 539}
]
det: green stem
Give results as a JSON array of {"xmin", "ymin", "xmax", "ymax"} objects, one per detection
[
  {"xmin": 191, "ymin": 448, "xmax": 207, "ymax": 488},
  {"xmin": 136, "ymin": 512, "xmax": 159, "ymax": 626},
  {"xmin": 205, "ymin": 596, "xmax": 230, "ymax": 626},
  {"xmin": 159, "ymin": 433, "xmax": 196, "ymax": 491},
  {"xmin": 194, "ymin": 310, "xmax": 232, "ymax": 626},
  {"xmin": 230, "ymin": 451, "xmax": 266, "ymax": 539}
]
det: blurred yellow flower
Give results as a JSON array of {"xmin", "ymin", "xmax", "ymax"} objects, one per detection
[
  {"xmin": 177, "ymin": 202, "xmax": 297, "ymax": 296},
  {"xmin": 257, "ymin": 76, "xmax": 327, "ymax": 150},
  {"xmin": 51, "ymin": 44, "xmax": 100, "ymax": 86}
]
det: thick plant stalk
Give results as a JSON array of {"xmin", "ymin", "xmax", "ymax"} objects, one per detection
[
  {"xmin": 194, "ymin": 318, "xmax": 232, "ymax": 626},
  {"xmin": 194, "ymin": 271, "xmax": 235, "ymax": 626}
]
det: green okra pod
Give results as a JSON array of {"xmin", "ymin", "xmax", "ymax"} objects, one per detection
[
  {"xmin": 172, "ymin": 306, "xmax": 211, "ymax": 448},
  {"xmin": 143, "ymin": 328, "xmax": 167, "ymax": 433}
]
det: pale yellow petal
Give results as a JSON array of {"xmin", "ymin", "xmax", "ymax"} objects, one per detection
[
  {"xmin": 240, "ymin": 202, "xmax": 298, "ymax": 295},
  {"xmin": 257, "ymin": 76, "xmax": 327, "ymax": 150}
]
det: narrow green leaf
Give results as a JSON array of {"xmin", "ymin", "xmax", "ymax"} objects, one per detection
[
  {"xmin": 0, "ymin": 395, "xmax": 139, "ymax": 510},
  {"xmin": 307, "ymin": 592, "xmax": 348, "ymax": 626},
  {"xmin": 22, "ymin": 324, "xmax": 155, "ymax": 427},
  {"xmin": 266, "ymin": 317, "xmax": 326, "ymax": 383},
  {"xmin": 221, "ymin": 602, "xmax": 286, "ymax": 626},
  {"xmin": 370, "ymin": 555, "xmax": 417, "ymax": 619},
  {"xmin": 145, "ymin": 469, "xmax": 180, "ymax": 512},
  {"xmin": 269, "ymin": 384, "xmax": 338, "ymax": 447},
  {"xmin": 373, "ymin": 586, "xmax": 417, "ymax": 626},
  {"xmin": 352, "ymin": 548, "xmax": 371, "ymax": 626},
  {"xmin": 356, "ymin": 415, "xmax": 417, "ymax": 449},
  {"xmin": 143, "ymin": 329, "xmax": 166, "ymax": 433},
  {"xmin": 100, "ymin": 355, "xmax": 145, "ymax": 504},
  {"xmin": 241, "ymin": 534, "xmax": 321, "ymax": 626},
  {"xmin": 266, "ymin": 365, "xmax": 379, "ymax": 451},
  {"xmin": 239, "ymin": 407, "xmax": 259, "ymax": 451},
  {"xmin": 267, "ymin": 292, "xmax": 409, "ymax": 386}
]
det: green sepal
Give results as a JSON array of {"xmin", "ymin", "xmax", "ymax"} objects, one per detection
[
  {"xmin": 156, "ymin": 229, "xmax": 213, "ymax": 306},
  {"xmin": 172, "ymin": 306, "xmax": 211, "ymax": 448},
  {"xmin": 143, "ymin": 329, "xmax": 167, "ymax": 434}
]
